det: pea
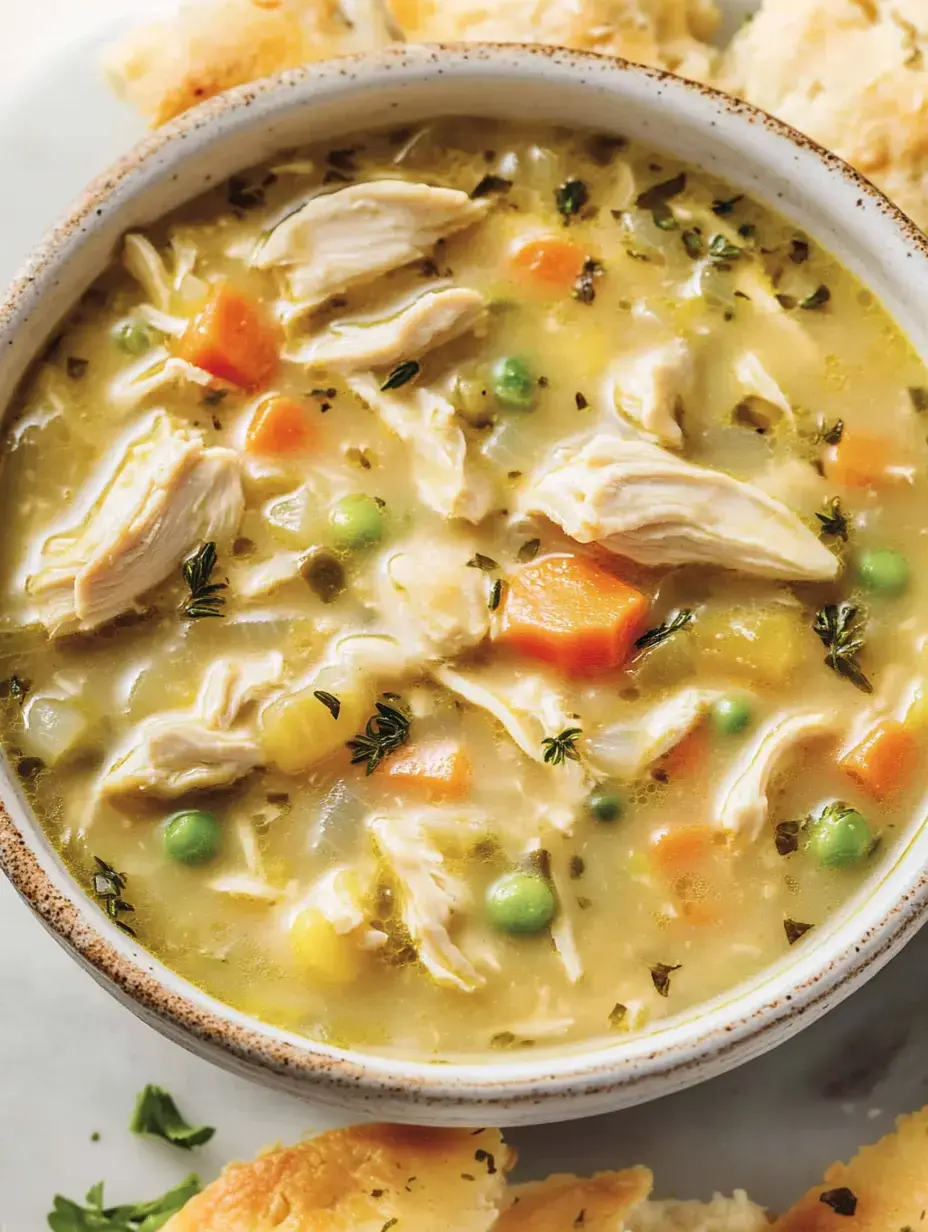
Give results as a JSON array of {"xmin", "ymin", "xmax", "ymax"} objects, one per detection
[
  {"xmin": 492, "ymin": 357, "xmax": 536, "ymax": 410},
  {"xmin": 329, "ymin": 494, "xmax": 383, "ymax": 550},
  {"xmin": 856, "ymin": 548, "xmax": 909, "ymax": 597},
  {"xmin": 588, "ymin": 788, "xmax": 624, "ymax": 823},
  {"xmin": 485, "ymin": 871, "xmax": 555, "ymax": 933},
  {"xmin": 163, "ymin": 810, "xmax": 221, "ymax": 866},
  {"xmin": 114, "ymin": 321, "xmax": 153, "ymax": 355},
  {"xmin": 711, "ymin": 695, "xmax": 752, "ymax": 735},
  {"xmin": 806, "ymin": 803, "xmax": 873, "ymax": 869}
]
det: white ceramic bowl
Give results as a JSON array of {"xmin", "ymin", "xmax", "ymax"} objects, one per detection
[{"xmin": 2, "ymin": 44, "xmax": 928, "ymax": 1127}]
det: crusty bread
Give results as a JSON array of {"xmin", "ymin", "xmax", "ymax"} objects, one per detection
[
  {"xmin": 163, "ymin": 1123, "xmax": 513, "ymax": 1231},
  {"xmin": 497, "ymin": 1168, "xmax": 653, "ymax": 1230}
]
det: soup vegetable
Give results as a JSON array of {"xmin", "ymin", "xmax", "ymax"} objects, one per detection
[{"xmin": 2, "ymin": 120, "xmax": 926, "ymax": 1058}]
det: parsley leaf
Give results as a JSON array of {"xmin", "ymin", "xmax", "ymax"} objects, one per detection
[
  {"xmin": 129, "ymin": 1086, "xmax": 215, "ymax": 1150},
  {"xmin": 47, "ymin": 1174, "xmax": 200, "ymax": 1231}
]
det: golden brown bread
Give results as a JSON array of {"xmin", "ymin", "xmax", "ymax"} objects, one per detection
[
  {"xmin": 497, "ymin": 1168, "xmax": 654, "ymax": 1231},
  {"xmin": 163, "ymin": 1123, "xmax": 513, "ymax": 1231}
]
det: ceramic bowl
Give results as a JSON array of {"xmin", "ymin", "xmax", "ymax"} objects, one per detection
[{"xmin": 2, "ymin": 44, "xmax": 928, "ymax": 1127}]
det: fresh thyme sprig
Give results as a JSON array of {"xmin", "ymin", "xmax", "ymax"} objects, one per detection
[
  {"xmin": 815, "ymin": 497, "xmax": 849, "ymax": 541},
  {"xmin": 635, "ymin": 608, "xmax": 694, "ymax": 652},
  {"xmin": 541, "ymin": 727, "xmax": 583, "ymax": 766},
  {"xmin": 91, "ymin": 857, "xmax": 136, "ymax": 937},
  {"xmin": 347, "ymin": 700, "xmax": 411, "ymax": 774},
  {"xmin": 181, "ymin": 542, "xmax": 226, "ymax": 620},
  {"xmin": 812, "ymin": 602, "xmax": 872, "ymax": 693}
]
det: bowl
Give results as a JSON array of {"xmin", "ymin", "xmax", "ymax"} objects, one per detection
[{"xmin": 2, "ymin": 43, "xmax": 928, "ymax": 1127}]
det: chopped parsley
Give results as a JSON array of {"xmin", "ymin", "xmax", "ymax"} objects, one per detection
[
  {"xmin": 556, "ymin": 178, "xmax": 590, "ymax": 224},
  {"xmin": 227, "ymin": 174, "xmax": 266, "ymax": 209},
  {"xmin": 129, "ymin": 1085, "xmax": 215, "ymax": 1150},
  {"xmin": 789, "ymin": 238, "xmax": 810, "ymax": 264},
  {"xmin": 47, "ymin": 1175, "xmax": 200, "ymax": 1232},
  {"xmin": 608, "ymin": 1003, "xmax": 628, "ymax": 1027},
  {"xmin": 682, "ymin": 229, "xmax": 703, "ymax": 258},
  {"xmin": 541, "ymin": 727, "xmax": 583, "ymax": 766}
]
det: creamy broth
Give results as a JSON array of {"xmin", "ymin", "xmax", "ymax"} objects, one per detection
[{"xmin": 1, "ymin": 119, "xmax": 926, "ymax": 1058}]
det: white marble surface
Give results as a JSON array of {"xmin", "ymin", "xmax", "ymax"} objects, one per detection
[{"xmin": 1, "ymin": 3, "xmax": 927, "ymax": 1228}]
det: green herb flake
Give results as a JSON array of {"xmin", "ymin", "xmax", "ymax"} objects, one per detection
[
  {"xmin": 608, "ymin": 1002, "xmax": 628, "ymax": 1027},
  {"xmin": 381, "ymin": 360, "xmax": 420, "ymax": 391},
  {"xmin": 775, "ymin": 820, "xmax": 802, "ymax": 857},
  {"xmin": 908, "ymin": 386, "xmax": 928, "ymax": 412},
  {"xmin": 181, "ymin": 542, "xmax": 227, "ymax": 620},
  {"xmin": 573, "ymin": 257, "xmax": 604, "ymax": 304},
  {"xmin": 707, "ymin": 234, "xmax": 743, "ymax": 265},
  {"xmin": 784, "ymin": 918, "xmax": 814, "ymax": 946},
  {"xmin": 48, "ymin": 1174, "xmax": 201, "ymax": 1232},
  {"xmin": 681, "ymin": 229, "xmax": 703, "ymax": 258},
  {"xmin": 636, "ymin": 172, "xmax": 686, "ymax": 212},
  {"xmin": 517, "ymin": 538, "xmax": 541, "ymax": 563},
  {"xmin": 815, "ymin": 497, "xmax": 849, "ymax": 542},
  {"xmin": 467, "ymin": 553, "xmax": 499, "ymax": 572},
  {"xmin": 775, "ymin": 293, "xmax": 797, "ymax": 310},
  {"xmin": 650, "ymin": 962, "xmax": 681, "ymax": 997},
  {"xmin": 1, "ymin": 674, "xmax": 29, "ymax": 704},
  {"xmin": 813, "ymin": 602, "xmax": 872, "ymax": 693},
  {"xmin": 471, "ymin": 174, "xmax": 513, "ymax": 199},
  {"xmin": 819, "ymin": 1187, "xmax": 857, "ymax": 1217},
  {"xmin": 711, "ymin": 195, "xmax": 743, "ymax": 216},
  {"xmin": 91, "ymin": 857, "xmax": 136, "ymax": 937},
  {"xmin": 820, "ymin": 418, "xmax": 845, "ymax": 445},
  {"xmin": 347, "ymin": 701, "xmax": 411, "ymax": 775},
  {"xmin": 556, "ymin": 178, "xmax": 590, "ymax": 224},
  {"xmin": 541, "ymin": 727, "xmax": 582, "ymax": 766},
  {"xmin": 488, "ymin": 578, "xmax": 505, "ymax": 611},
  {"xmin": 474, "ymin": 1149, "xmax": 497, "ymax": 1175},
  {"xmin": 789, "ymin": 238, "xmax": 810, "ymax": 264},
  {"xmin": 635, "ymin": 608, "xmax": 694, "ymax": 652},
  {"xmin": 799, "ymin": 284, "xmax": 831, "ymax": 310},
  {"xmin": 313, "ymin": 690, "xmax": 342, "ymax": 721},
  {"xmin": 130, "ymin": 1085, "xmax": 215, "ymax": 1150},
  {"xmin": 738, "ymin": 222, "xmax": 757, "ymax": 239}
]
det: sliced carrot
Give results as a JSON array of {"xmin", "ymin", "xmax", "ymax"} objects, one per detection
[
  {"xmin": 178, "ymin": 282, "xmax": 280, "ymax": 389},
  {"xmin": 246, "ymin": 395, "xmax": 316, "ymax": 457},
  {"xmin": 825, "ymin": 431, "xmax": 903, "ymax": 489},
  {"xmin": 511, "ymin": 237, "xmax": 586, "ymax": 290},
  {"xmin": 385, "ymin": 741, "xmax": 473, "ymax": 802},
  {"xmin": 658, "ymin": 722, "xmax": 709, "ymax": 781},
  {"xmin": 839, "ymin": 718, "xmax": 917, "ymax": 800},
  {"xmin": 652, "ymin": 824, "xmax": 716, "ymax": 874},
  {"xmin": 495, "ymin": 555, "xmax": 649, "ymax": 677}
]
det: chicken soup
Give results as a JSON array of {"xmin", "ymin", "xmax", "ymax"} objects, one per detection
[{"xmin": 1, "ymin": 120, "xmax": 925, "ymax": 1057}]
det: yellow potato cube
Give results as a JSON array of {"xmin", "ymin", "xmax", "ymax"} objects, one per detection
[
  {"xmin": 259, "ymin": 679, "xmax": 373, "ymax": 774},
  {"xmin": 693, "ymin": 604, "xmax": 812, "ymax": 687},
  {"xmin": 290, "ymin": 908, "xmax": 363, "ymax": 984}
]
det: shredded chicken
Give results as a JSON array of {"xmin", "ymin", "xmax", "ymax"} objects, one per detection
[
  {"xmin": 714, "ymin": 709, "xmax": 837, "ymax": 839},
  {"xmin": 379, "ymin": 538, "xmax": 491, "ymax": 662},
  {"xmin": 609, "ymin": 338, "xmax": 692, "ymax": 448},
  {"xmin": 521, "ymin": 432, "xmax": 839, "ymax": 581},
  {"xmin": 253, "ymin": 180, "xmax": 490, "ymax": 314},
  {"xmin": 287, "ymin": 865, "xmax": 387, "ymax": 950},
  {"xmin": 27, "ymin": 413, "xmax": 244, "ymax": 636},
  {"xmin": 286, "ymin": 287, "xmax": 488, "ymax": 372},
  {"xmin": 588, "ymin": 688, "xmax": 724, "ymax": 778},
  {"xmin": 108, "ymin": 349, "xmax": 231, "ymax": 409},
  {"xmin": 349, "ymin": 374, "xmax": 492, "ymax": 523}
]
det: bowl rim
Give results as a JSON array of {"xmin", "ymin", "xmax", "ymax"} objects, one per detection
[{"xmin": 2, "ymin": 40, "xmax": 928, "ymax": 1124}]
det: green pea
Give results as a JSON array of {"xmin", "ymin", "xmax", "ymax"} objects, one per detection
[
  {"xmin": 163, "ymin": 810, "xmax": 221, "ymax": 866},
  {"xmin": 856, "ymin": 548, "xmax": 909, "ymax": 597},
  {"xmin": 329, "ymin": 494, "xmax": 383, "ymax": 550},
  {"xmin": 711, "ymin": 696, "xmax": 752, "ymax": 735},
  {"xmin": 587, "ymin": 789, "xmax": 624, "ymax": 823},
  {"xmin": 115, "ymin": 321, "xmax": 154, "ymax": 355},
  {"xmin": 806, "ymin": 802, "xmax": 873, "ymax": 869},
  {"xmin": 485, "ymin": 871, "xmax": 556, "ymax": 933},
  {"xmin": 492, "ymin": 357, "xmax": 536, "ymax": 410}
]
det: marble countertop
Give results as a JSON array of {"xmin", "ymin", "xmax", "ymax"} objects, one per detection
[{"xmin": 0, "ymin": 3, "xmax": 926, "ymax": 1227}]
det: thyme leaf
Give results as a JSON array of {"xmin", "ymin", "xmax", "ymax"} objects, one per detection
[
  {"xmin": 681, "ymin": 229, "xmax": 703, "ymax": 258},
  {"xmin": 488, "ymin": 578, "xmax": 505, "ymax": 611},
  {"xmin": 541, "ymin": 727, "xmax": 583, "ymax": 766},
  {"xmin": 712, "ymin": 195, "xmax": 743, "ymax": 216},
  {"xmin": 347, "ymin": 701, "xmax": 410, "ymax": 775},
  {"xmin": 784, "ymin": 918, "xmax": 814, "ymax": 946},
  {"xmin": 650, "ymin": 962, "xmax": 681, "ymax": 997},
  {"xmin": 556, "ymin": 178, "xmax": 589, "ymax": 224},
  {"xmin": 707, "ymin": 234, "xmax": 743, "ymax": 264},
  {"xmin": 820, "ymin": 418, "xmax": 845, "ymax": 445},
  {"xmin": 635, "ymin": 608, "xmax": 694, "ymax": 651},
  {"xmin": 799, "ymin": 284, "xmax": 831, "ymax": 310},
  {"xmin": 91, "ymin": 857, "xmax": 137, "ymax": 937},
  {"xmin": 517, "ymin": 538, "xmax": 541, "ymax": 563},
  {"xmin": 467, "ymin": 553, "xmax": 499, "ymax": 572},
  {"xmin": 181, "ymin": 542, "xmax": 226, "ymax": 620},
  {"xmin": 815, "ymin": 497, "xmax": 849, "ymax": 541},
  {"xmin": 471, "ymin": 174, "xmax": 512, "ymax": 199},
  {"xmin": 313, "ymin": 690, "xmax": 342, "ymax": 721},
  {"xmin": 812, "ymin": 602, "xmax": 873, "ymax": 693},
  {"xmin": 909, "ymin": 386, "xmax": 928, "ymax": 412},
  {"xmin": 573, "ymin": 257, "xmax": 604, "ymax": 304},
  {"xmin": 381, "ymin": 360, "xmax": 420, "ymax": 391}
]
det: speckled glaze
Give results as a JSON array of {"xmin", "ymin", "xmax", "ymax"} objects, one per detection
[{"xmin": 2, "ymin": 45, "xmax": 928, "ymax": 1126}]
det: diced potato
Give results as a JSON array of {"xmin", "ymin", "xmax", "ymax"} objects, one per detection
[
  {"xmin": 259, "ymin": 676, "xmax": 374, "ymax": 773},
  {"xmin": 263, "ymin": 486, "xmax": 320, "ymax": 550},
  {"xmin": 22, "ymin": 697, "xmax": 92, "ymax": 765},
  {"xmin": 692, "ymin": 604, "xmax": 812, "ymax": 687},
  {"xmin": 629, "ymin": 630, "xmax": 696, "ymax": 693},
  {"xmin": 290, "ymin": 907, "xmax": 364, "ymax": 984}
]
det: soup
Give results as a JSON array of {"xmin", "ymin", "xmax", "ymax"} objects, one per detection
[{"xmin": 1, "ymin": 119, "xmax": 925, "ymax": 1059}]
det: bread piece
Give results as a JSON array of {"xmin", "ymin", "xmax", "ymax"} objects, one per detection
[
  {"xmin": 163, "ymin": 1123, "xmax": 513, "ymax": 1231},
  {"xmin": 718, "ymin": 0, "xmax": 928, "ymax": 229},
  {"xmin": 497, "ymin": 1168, "xmax": 653, "ymax": 1230},
  {"xmin": 772, "ymin": 1105, "xmax": 928, "ymax": 1231}
]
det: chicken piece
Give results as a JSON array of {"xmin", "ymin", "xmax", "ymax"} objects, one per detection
[
  {"xmin": 286, "ymin": 287, "xmax": 488, "ymax": 372},
  {"xmin": 253, "ymin": 180, "xmax": 490, "ymax": 314},
  {"xmin": 108, "ymin": 350, "xmax": 231, "ymax": 410},
  {"xmin": 379, "ymin": 538, "xmax": 491, "ymax": 662},
  {"xmin": 714, "ymin": 710, "xmax": 837, "ymax": 840},
  {"xmin": 99, "ymin": 653, "xmax": 282, "ymax": 798},
  {"xmin": 350, "ymin": 373, "xmax": 492, "ymax": 522},
  {"xmin": 369, "ymin": 809, "xmax": 489, "ymax": 992},
  {"xmin": 588, "ymin": 688, "xmax": 723, "ymax": 778},
  {"xmin": 609, "ymin": 338, "xmax": 692, "ymax": 448},
  {"xmin": 521, "ymin": 433, "xmax": 839, "ymax": 582},
  {"xmin": 27, "ymin": 413, "xmax": 243, "ymax": 636},
  {"xmin": 498, "ymin": 1168, "xmax": 653, "ymax": 1232}
]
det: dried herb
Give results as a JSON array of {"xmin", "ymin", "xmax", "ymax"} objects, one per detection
[
  {"xmin": 381, "ymin": 1220, "xmax": 399, "ymax": 1232},
  {"xmin": 518, "ymin": 538, "xmax": 541, "ymax": 563},
  {"xmin": 181, "ymin": 542, "xmax": 226, "ymax": 620},
  {"xmin": 488, "ymin": 578, "xmax": 505, "ymax": 611},
  {"xmin": 313, "ymin": 691, "xmax": 342, "ymax": 721},
  {"xmin": 799, "ymin": 284, "xmax": 831, "ymax": 310},
  {"xmin": 712, "ymin": 195, "xmax": 743, "ymax": 216},
  {"xmin": 775, "ymin": 293, "xmax": 797, "ymax": 310},
  {"xmin": 819, "ymin": 1188, "xmax": 857, "ymax": 1217},
  {"xmin": 541, "ymin": 727, "xmax": 583, "ymax": 766},
  {"xmin": 66, "ymin": 356, "xmax": 89, "ymax": 380},
  {"xmin": 129, "ymin": 1085, "xmax": 215, "ymax": 1150},
  {"xmin": 738, "ymin": 222, "xmax": 757, "ymax": 240},
  {"xmin": 682, "ymin": 229, "xmax": 703, "ymax": 258},
  {"xmin": 820, "ymin": 418, "xmax": 844, "ymax": 445},
  {"xmin": 789, "ymin": 238, "xmax": 810, "ymax": 264},
  {"xmin": 471, "ymin": 174, "xmax": 512, "ymax": 198},
  {"xmin": 327, "ymin": 147, "xmax": 358, "ymax": 173},
  {"xmin": 908, "ymin": 386, "xmax": 928, "ymax": 412},
  {"xmin": 47, "ymin": 1174, "xmax": 200, "ymax": 1232},
  {"xmin": 467, "ymin": 553, "xmax": 499, "ymax": 571},
  {"xmin": 608, "ymin": 1003, "xmax": 628, "ymax": 1027},
  {"xmin": 707, "ymin": 234, "xmax": 743, "ymax": 264},
  {"xmin": 815, "ymin": 497, "xmax": 849, "ymax": 541},
  {"xmin": 347, "ymin": 701, "xmax": 410, "ymax": 774},
  {"xmin": 636, "ymin": 173, "xmax": 686, "ymax": 217},
  {"xmin": 227, "ymin": 174, "xmax": 265, "ymax": 209},
  {"xmin": 474, "ymin": 1149, "xmax": 497, "ymax": 1175},
  {"xmin": 650, "ymin": 962, "xmax": 681, "ymax": 997},
  {"xmin": 586, "ymin": 133, "xmax": 627, "ymax": 164},
  {"xmin": 813, "ymin": 602, "xmax": 872, "ymax": 693},
  {"xmin": 91, "ymin": 857, "xmax": 136, "ymax": 937},
  {"xmin": 573, "ymin": 257, "xmax": 604, "ymax": 304},
  {"xmin": 1, "ymin": 675, "xmax": 28, "ymax": 704},
  {"xmin": 575, "ymin": 392, "xmax": 589, "ymax": 410},
  {"xmin": 202, "ymin": 388, "xmax": 228, "ymax": 407},
  {"xmin": 785, "ymin": 918, "xmax": 814, "ymax": 946},
  {"xmin": 301, "ymin": 551, "xmax": 345, "ymax": 604},
  {"xmin": 556, "ymin": 178, "xmax": 590, "ymax": 224},
  {"xmin": 381, "ymin": 360, "xmax": 420, "ymax": 391},
  {"xmin": 635, "ymin": 608, "xmax": 694, "ymax": 651},
  {"xmin": 569, "ymin": 855, "xmax": 585, "ymax": 879},
  {"xmin": 775, "ymin": 820, "xmax": 802, "ymax": 857}
]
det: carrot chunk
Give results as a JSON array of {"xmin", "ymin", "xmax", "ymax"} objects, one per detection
[
  {"xmin": 179, "ymin": 283, "xmax": 280, "ymax": 389},
  {"xmin": 825, "ymin": 431, "xmax": 903, "ymax": 489},
  {"xmin": 385, "ymin": 741, "xmax": 473, "ymax": 802},
  {"xmin": 510, "ymin": 237, "xmax": 586, "ymax": 290},
  {"xmin": 839, "ymin": 718, "xmax": 917, "ymax": 799},
  {"xmin": 652, "ymin": 824, "xmax": 716, "ymax": 874},
  {"xmin": 495, "ymin": 555, "xmax": 649, "ymax": 677},
  {"xmin": 658, "ymin": 722, "xmax": 709, "ymax": 781},
  {"xmin": 246, "ymin": 395, "xmax": 316, "ymax": 456}
]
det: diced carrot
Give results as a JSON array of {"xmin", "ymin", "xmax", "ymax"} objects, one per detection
[
  {"xmin": 495, "ymin": 555, "xmax": 649, "ymax": 677},
  {"xmin": 385, "ymin": 741, "xmax": 473, "ymax": 802},
  {"xmin": 839, "ymin": 718, "xmax": 917, "ymax": 800},
  {"xmin": 658, "ymin": 722, "xmax": 709, "ymax": 781},
  {"xmin": 825, "ymin": 431, "xmax": 902, "ymax": 489},
  {"xmin": 510, "ymin": 237, "xmax": 586, "ymax": 290},
  {"xmin": 246, "ymin": 395, "xmax": 316, "ymax": 457},
  {"xmin": 178, "ymin": 282, "xmax": 280, "ymax": 389},
  {"xmin": 652, "ymin": 824, "xmax": 716, "ymax": 874}
]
